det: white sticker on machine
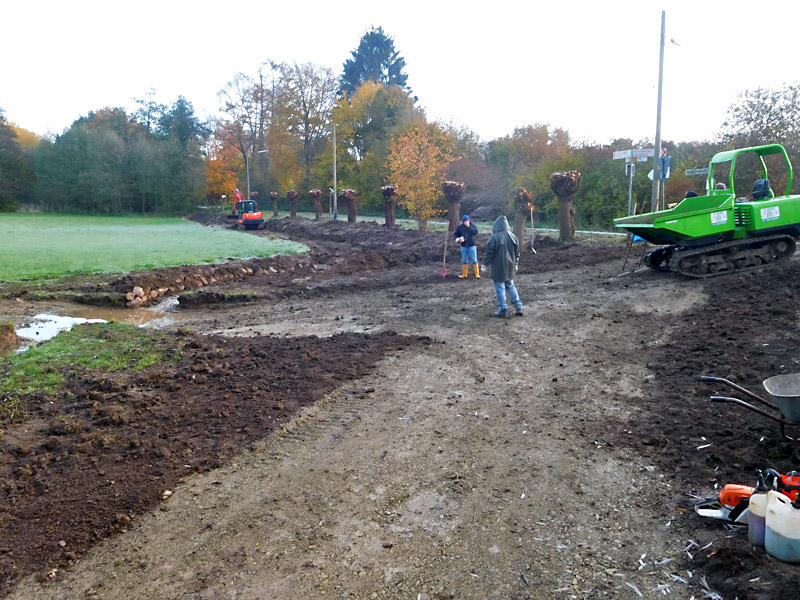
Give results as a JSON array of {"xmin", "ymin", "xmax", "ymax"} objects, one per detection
[
  {"xmin": 710, "ymin": 211, "xmax": 728, "ymax": 226},
  {"xmin": 760, "ymin": 206, "xmax": 780, "ymax": 222}
]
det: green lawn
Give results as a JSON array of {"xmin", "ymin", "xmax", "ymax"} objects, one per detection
[{"xmin": 0, "ymin": 214, "xmax": 307, "ymax": 282}]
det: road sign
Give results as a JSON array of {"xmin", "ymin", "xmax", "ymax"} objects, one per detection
[
  {"xmin": 614, "ymin": 148, "xmax": 655, "ymax": 162},
  {"xmin": 649, "ymin": 167, "xmax": 671, "ymax": 181},
  {"xmin": 633, "ymin": 148, "xmax": 655, "ymax": 159},
  {"xmin": 659, "ymin": 156, "xmax": 671, "ymax": 180},
  {"xmin": 686, "ymin": 168, "xmax": 709, "ymax": 176}
]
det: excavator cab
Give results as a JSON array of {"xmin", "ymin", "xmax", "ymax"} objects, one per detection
[
  {"xmin": 236, "ymin": 200, "xmax": 258, "ymax": 217},
  {"xmin": 235, "ymin": 200, "xmax": 264, "ymax": 230}
]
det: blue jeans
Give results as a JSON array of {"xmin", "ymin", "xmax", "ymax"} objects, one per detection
[
  {"xmin": 493, "ymin": 280, "xmax": 522, "ymax": 311},
  {"xmin": 461, "ymin": 245, "xmax": 478, "ymax": 265}
]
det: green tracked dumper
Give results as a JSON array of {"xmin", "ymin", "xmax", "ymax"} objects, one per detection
[{"xmin": 614, "ymin": 144, "xmax": 800, "ymax": 277}]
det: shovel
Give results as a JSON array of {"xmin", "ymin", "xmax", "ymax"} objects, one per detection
[{"xmin": 440, "ymin": 224, "xmax": 449, "ymax": 277}]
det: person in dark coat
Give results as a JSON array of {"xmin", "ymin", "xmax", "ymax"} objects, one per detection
[
  {"xmin": 453, "ymin": 215, "xmax": 480, "ymax": 278},
  {"xmin": 481, "ymin": 215, "xmax": 524, "ymax": 317}
]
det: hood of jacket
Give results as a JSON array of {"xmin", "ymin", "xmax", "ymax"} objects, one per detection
[{"xmin": 492, "ymin": 215, "xmax": 511, "ymax": 234}]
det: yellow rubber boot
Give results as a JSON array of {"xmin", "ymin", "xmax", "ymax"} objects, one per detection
[
  {"xmin": 473, "ymin": 264, "xmax": 481, "ymax": 278},
  {"xmin": 459, "ymin": 265, "xmax": 469, "ymax": 278}
]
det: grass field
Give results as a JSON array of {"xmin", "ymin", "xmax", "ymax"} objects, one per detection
[{"xmin": 0, "ymin": 214, "xmax": 307, "ymax": 282}]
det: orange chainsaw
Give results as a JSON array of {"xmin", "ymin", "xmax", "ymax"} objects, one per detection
[{"xmin": 694, "ymin": 469, "xmax": 800, "ymax": 524}]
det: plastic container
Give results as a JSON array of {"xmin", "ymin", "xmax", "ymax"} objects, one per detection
[
  {"xmin": 764, "ymin": 490, "xmax": 800, "ymax": 562},
  {"xmin": 748, "ymin": 492, "xmax": 767, "ymax": 546}
]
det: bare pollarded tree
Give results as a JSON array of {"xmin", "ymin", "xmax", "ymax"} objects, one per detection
[
  {"xmin": 270, "ymin": 191, "xmax": 279, "ymax": 216},
  {"xmin": 513, "ymin": 187, "xmax": 532, "ymax": 245},
  {"xmin": 381, "ymin": 185, "xmax": 398, "ymax": 228},
  {"xmin": 309, "ymin": 189, "xmax": 323, "ymax": 220},
  {"xmin": 339, "ymin": 189, "xmax": 358, "ymax": 223},
  {"xmin": 550, "ymin": 171, "xmax": 582, "ymax": 242},
  {"xmin": 442, "ymin": 181, "xmax": 466, "ymax": 232},
  {"xmin": 287, "ymin": 189, "xmax": 299, "ymax": 217}
]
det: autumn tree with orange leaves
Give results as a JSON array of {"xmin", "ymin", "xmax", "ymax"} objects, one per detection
[
  {"xmin": 205, "ymin": 134, "xmax": 240, "ymax": 208},
  {"xmin": 386, "ymin": 123, "xmax": 455, "ymax": 231}
]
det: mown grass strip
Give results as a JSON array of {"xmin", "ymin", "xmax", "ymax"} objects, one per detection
[{"xmin": 0, "ymin": 214, "xmax": 307, "ymax": 281}]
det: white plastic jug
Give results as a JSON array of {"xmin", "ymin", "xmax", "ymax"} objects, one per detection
[
  {"xmin": 748, "ymin": 492, "xmax": 768, "ymax": 546},
  {"xmin": 764, "ymin": 490, "xmax": 800, "ymax": 563}
]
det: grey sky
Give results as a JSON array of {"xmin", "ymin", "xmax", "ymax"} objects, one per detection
[{"xmin": 3, "ymin": 0, "xmax": 797, "ymax": 144}]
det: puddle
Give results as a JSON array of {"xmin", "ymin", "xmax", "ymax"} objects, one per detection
[
  {"xmin": 14, "ymin": 299, "xmax": 185, "ymax": 352},
  {"xmin": 72, "ymin": 297, "xmax": 184, "ymax": 328},
  {"xmin": 15, "ymin": 314, "xmax": 108, "ymax": 348}
]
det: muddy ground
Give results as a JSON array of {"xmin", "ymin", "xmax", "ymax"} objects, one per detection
[{"xmin": 1, "ymin": 214, "xmax": 800, "ymax": 599}]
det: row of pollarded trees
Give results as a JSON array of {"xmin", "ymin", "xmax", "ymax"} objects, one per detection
[
  {"xmin": 259, "ymin": 179, "xmax": 463, "ymax": 228},
  {"xmin": 260, "ymin": 188, "xmax": 351, "ymax": 220},
  {"xmin": 260, "ymin": 169, "xmax": 582, "ymax": 246}
]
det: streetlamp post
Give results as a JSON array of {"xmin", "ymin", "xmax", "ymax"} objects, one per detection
[
  {"xmin": 245, "ymin": 153, "xmax": 251, "ymax": 201},
  {"xmin": 246, "ymin": 149, "xmax": 269, "ymax": 202}
]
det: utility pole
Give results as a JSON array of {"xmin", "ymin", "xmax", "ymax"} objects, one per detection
[
  {"xmin": 332, "ymin": 124, "xmax": 338, "ymax": 220},
  {"xmin": 651, "ymin": 10, "xmax": 666, "ymax": 211}
]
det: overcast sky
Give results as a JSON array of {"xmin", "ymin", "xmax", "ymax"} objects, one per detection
[{"xmin": 2, "ymin": 0, "xmax": 798, "ymax": 145}]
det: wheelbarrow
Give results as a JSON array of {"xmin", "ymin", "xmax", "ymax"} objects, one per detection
[{"xmin": 701, "ymin": 374, "xmax": 800, "ymax": 459}]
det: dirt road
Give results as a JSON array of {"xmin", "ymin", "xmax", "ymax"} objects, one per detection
[{"xmin": 3, "ymin": 217, "xmax": 800, "ymax": 599}]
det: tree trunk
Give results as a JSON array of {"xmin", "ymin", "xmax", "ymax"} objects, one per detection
[
  {"xmin": 513, "ymin": 209, "xmax": 526, "ymax": 242},
  {"xmin": 384, "ymin": 199, "xmax": 396, "ymax": 228},
  {"xmin": 309, "ymin": 190, "xmax": 323, "ymax": 220},
  {"xmin": 448, "ymin": 201, "xmax": 461, "ymax": 232},
  {"xmin": 558, "ymin": 195, "xmax": 576, "ymax": 242},
  {"xmin": 550, "ymin": 172, "xmax": 581, "ymax": 243},
  {"xmin": 417, "ymin": 218, "xmax": 428, "ymax": 232},
  {"xmin": 289, "ymin": 200, "xmax": 297, "ymax": 218},
  {"xmin": 442, "ymin": 182, "xmax": 466, "ymax": 232},
  {"xmin": 272, "ymin": 198, "xmax": 279, "ymax": 217},
  {"xmin": 341, "ymin": 198, "xmax": 355, "ymax": 222}
]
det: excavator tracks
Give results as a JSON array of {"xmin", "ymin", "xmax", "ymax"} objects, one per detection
[{"xmin": 666, "ymin": 234, "xmax": 796, "ymax": 278}]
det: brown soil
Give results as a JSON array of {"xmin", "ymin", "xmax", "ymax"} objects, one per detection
[
  {"xmin": 1, "ymin": 214, "xmax": 799, "ymax": 599},
  {"xmin": 0, "ymin": 324, "xmax": 21, "ymax": 355}
]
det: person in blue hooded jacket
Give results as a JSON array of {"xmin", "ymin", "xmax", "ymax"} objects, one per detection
[
  {"xmin": 481, "ymin": 215, "xmax": 524, "ymax": 317},
  {"xmin": 453, "ymin": 215, "xmax": 480, "ymax": 278}
]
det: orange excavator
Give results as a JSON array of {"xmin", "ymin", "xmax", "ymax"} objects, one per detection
[{"xmin": 229, "ymin": 188, "xmax": 264, "ymax": 230}]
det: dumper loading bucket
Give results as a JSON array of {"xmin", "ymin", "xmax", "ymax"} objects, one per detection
[{"xmin": 763, "ymin": 374, "xmax": 800, "ymax": 422}]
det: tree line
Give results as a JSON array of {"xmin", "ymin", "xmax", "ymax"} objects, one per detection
[{"xmin": 1, "ymin": 26, "xmax": 799, "ymax": 229}]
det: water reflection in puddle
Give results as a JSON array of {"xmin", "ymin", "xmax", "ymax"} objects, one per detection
[{"xmin": 72, "ymin": 297, "xmax": 183, "ymax": 327}]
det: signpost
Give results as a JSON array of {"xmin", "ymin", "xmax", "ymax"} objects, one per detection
[
  {"xmin": 614, "ymin": 148, "xmax": 655, "ymax": 215},
  {"xmin": 613, "ymin": 148, "xmax": 655, "ymax": 161},
  {"xmin": 644, "ymin": 155, "xmax": 672, "ymax": 209},
  {"xmin": 685, "ymin": 168, "xmax": 709, "ymax": 176}
]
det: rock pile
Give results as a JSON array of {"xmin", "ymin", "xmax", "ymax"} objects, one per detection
[{"xmin": 124, "ymin": 264, "xmax": 265, "ymax": 308}]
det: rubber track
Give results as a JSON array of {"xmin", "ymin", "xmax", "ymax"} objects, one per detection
[{"xmin": 668, "ymin": 234, "xmax": 796, "ymax": 278}]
